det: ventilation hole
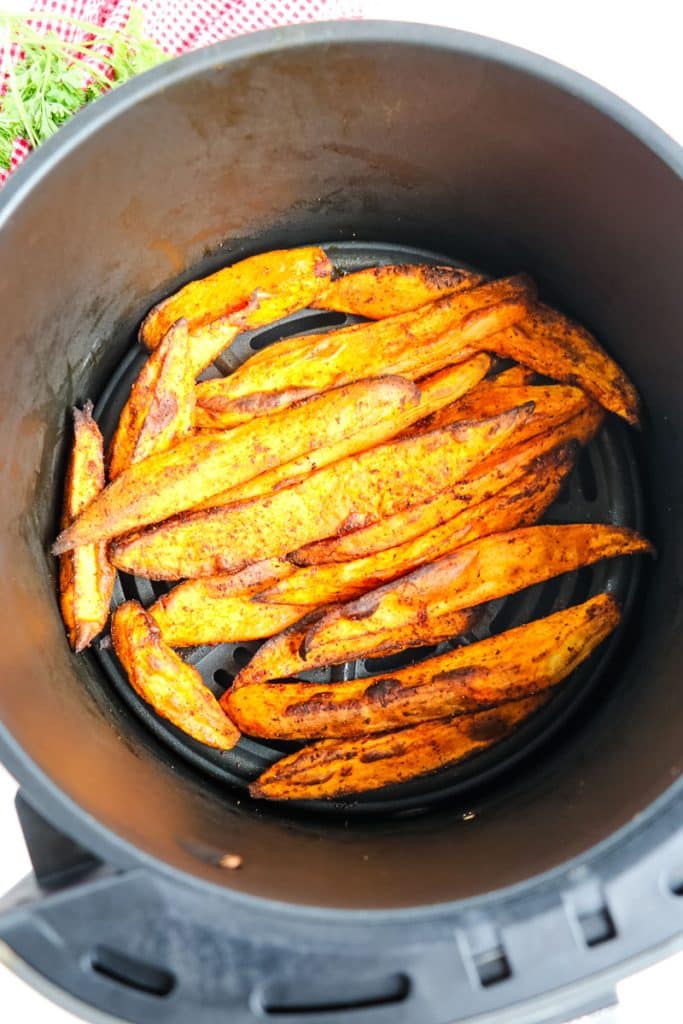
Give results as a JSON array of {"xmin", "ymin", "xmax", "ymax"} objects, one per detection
[
  {"xmin": 571, "ymin": 566, "xmax": 594, "ymax": 606},
  {"xmin": 261, "ymin": 973, "xmax": 410, "ymax": 1015},
  {"xmin": 552, "ymin": 476, "xmax": 573, "ymax": 505},
  {"xmin": 249, "ymin": 312, "xmax": 348, "ymax": 351},
  {"xmin": 364, "ymin": 645, "xmax": 438, "ymax": 674},
  {"xmin": 490, "ymin": 598, "xmax": 519, "ymax": 635},
  {"xmin": 213, "ymin": 669, "xmax": 233, "ymax": 688},
  {"xmin": 233, "ymin": 646, "xmax": 253, "ymax": 668},
  {"xmin": 473, "ymin": 946, "xmax": 512, "ymax": 988},
  {"xmin": 668, "ymin": 872, "xmax": 683, "ymax": 896},
  {"xmin": 578, "ymin": 907, "xmax": 617, "ymax": 947},
  {"xmin": 90, "ymin": 946, "xmax": 175, "ymax": 997},
  {"xmin": 532, "ymin": 574, "xmax": 565, "ymax": 620},
  {"xmin": 577, "ymin": 447, "xmax": 598, "ymax": 502}
]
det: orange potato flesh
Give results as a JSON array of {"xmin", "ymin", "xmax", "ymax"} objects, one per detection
[
  {"xmin": 53, "ymin": 376, "xmax": 419, "ymax": 553},
  {"xmin": 303, "ymin": 524, "xmax": 653, "ymax": 662},
  {"xmin": 109, "ymin": 319, "xmax": 194, "ymax": 480},
  {"xmin": 293, "ymin": 402, "xmax": 603, "ymax": 566},
  {"xmin": 193, "ymin": 355, "xmax": 492, "ymax": 508},
  {"xmin": 111, "ymin": 601, "xmax": 240, "ymax": 749},
  {"xmin": 59, "ymin": 403, "xmax": 116, "ymax": 652},
  {"xmin": 310, "ymin": 263, "xmax": 484, "ymax": 317},
  {"xmin": 108, "ymin": 405, "xmax": 534, "ymax": 580},
  {"xmin": 229, "ymin": 594, "xmax": 619, "ymax": 739},
  {"xmin": 249, "ymin": 694, "xmax": 547, "ymax": 800},
  {"xmin": 225, "ymin": 607, "xmax": 479, "ymax": 699},
  {"xmin": 140, "ymin": 246, "xmax": 334, "ymax": 374},
  {"xmin": 193, "ymin": 275, "xmax": 535, "ymax": 428},
  {"xmin": 149, "ymin": 560, "xmax": 303, "ymax": 647},
  {"xmin": 402, "ymin": 363, "xmax": 535, "ymax": 437},
  {"xmin": 258, "ymin": 442, "xmax": 576, "ymax": 608},
  {"xmin": 485, "ymin": 304, "xmax": 640, "ymax": 424}
]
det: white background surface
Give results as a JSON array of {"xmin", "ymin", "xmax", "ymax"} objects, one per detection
[{"xmin": 0, "ymin": 1, "xmax": 681, "ymax": 1021}]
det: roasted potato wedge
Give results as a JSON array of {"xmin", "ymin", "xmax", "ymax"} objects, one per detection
[
  {"xmin": 192, "ymin": 355, "xmax": 492, "ymax": 508},
  {"xmin": 310, "ymin": 263, "xmax": 483, "ymax": 317},
  {"xmin": 193, "ymin": 275, "xmax": 535, "ymax": 428},
  {"xmin": 304, "ymin": 524, "xmax": 652, "ymax": 662},
  {"xmin": 293, "ymin": 403, "xmax": 603, "ymax": 566},
  {"xmin": 53, "ymin": 376, "xmax": 420, "ymax": 553},
  {"xmin": 140, "ymin": 246, "xmax": 333, "ymax": 374},
  {"xmin": 109, "ymin": 319, "xmax": 194, "ymax": 480},
  {"xmin": 108, "ymin": 405, "xmax": 534, "ymax": 580},
  {"xmin": 225, "ymin": 607, "xmax": 479, "ymax": 698},
  {"xmin": 403, "ymin": 363, "xmax": 534, "ymax": 436},
  {"xmin": 486, "ymin": 304, "xmax": 639, "ymax": 424},
  {"xmin": 249, "ymin": 694, "xmax": 547, "ymax": 800},
  {"xmin": 229, "ymin": 594, "xmax": 619, "ymax": 738},
  {"xmin": 416, "ymin": 383, "xmax": 589, "ymax": 438},
  {"xmin": 150, "ymin": 563, "xmax": 303, "ymax": 647},
  {"xmin": 59, "ymin": 403, "xmax": 116, "ymax": 651},
  {"xmin": 111, "ymin": 601, "xmax": 240, "ymax": 749},
  {"xmin": 258, "ymin": 442, "xmax": 576, "ymax": 607}
]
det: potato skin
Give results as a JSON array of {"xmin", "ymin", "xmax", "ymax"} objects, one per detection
[
  {"xmin": 486, "ymin": 304, "xmax": 640, "ymax": 424},
  {"xmin": 250, "ymin": 694, "xmax": 548, "ymax": 800},
  {"xmin": 59, "ymin": 402, "xmax": 115, "ymax": 651},
  {"xmin": 108, "ymin": 405, "xmax": 534, "ymax": 580},
  {"xmin": 229, "ymin": 594, "xmax": 620, "ymax": 738},
  {"xmin": 258, "ymin": 442, "xmax": 577, "ymax": 608},
  {"xmin": 304, "ymin": 524, "xmax": 653, "ymax": 662},
  {"xmin": 193, "ymin": 275, "xmax": 535, "ymax": 428},
  {"xmin": 310, "ymin": 263, "xmax": 484, "ymax": 318},
  {"xmin": 109, "ymin": 318, "xmax": 194, "ymax": 480},
  {"xmin": 111, "ymin": 600, "xmax": 240, "ymax": 749},
  {"xmin": 224, "ymin": 607, "xmax": 479, "ymax": 701},
  {"xmin": 140, "ymin": 246, "xmax": 334, "ymax": 374},
  {"xmin": 53, "ymin": 376, "xmax": 420, "ymax": 553}
]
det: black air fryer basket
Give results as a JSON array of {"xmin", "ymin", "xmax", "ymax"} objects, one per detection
[{"xmin": 0, "ymin": 21, "xmax": 681, "ymax": 1024}]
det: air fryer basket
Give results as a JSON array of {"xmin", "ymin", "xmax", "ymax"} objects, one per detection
[
  {"xmin": 0, "ymin": 21, "xmax": 681, "ymax": 1024},
  {"xmin": 94, "ymin": 239, "xmax": 645, "ymax": 816}
]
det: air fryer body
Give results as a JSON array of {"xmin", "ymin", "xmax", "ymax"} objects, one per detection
[{"xmin": 0, "ymin": 22, "xmax": 681, "ymax": 1024}]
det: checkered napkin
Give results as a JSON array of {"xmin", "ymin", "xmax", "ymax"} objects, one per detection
[{"xmin": 0, "ymin": 0, "xmax": 361, "ymax": 185}]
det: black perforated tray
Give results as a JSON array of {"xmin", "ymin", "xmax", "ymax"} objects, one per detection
[{"xmin": 94, "ymin": 242, "xmax": 644, "ymax": 816}]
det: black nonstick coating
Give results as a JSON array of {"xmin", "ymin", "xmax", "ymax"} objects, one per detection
[{"xmin": 93, "ymin": 241, "xmax": 645, "ymax": 817}]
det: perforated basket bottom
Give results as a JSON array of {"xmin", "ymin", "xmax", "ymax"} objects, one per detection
[{"xmin": 93, "ymin": 241, "xmax": 645, "ymax": 816}]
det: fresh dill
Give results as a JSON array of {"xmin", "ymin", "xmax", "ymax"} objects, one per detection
[{"xmin": 0, "ymin": 8, "xmax": 167, "ymax": 170}]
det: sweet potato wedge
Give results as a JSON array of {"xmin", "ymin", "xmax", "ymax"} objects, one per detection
[
  {"xmin": 225, "ymin": 607, "xmax": 479, "ymax": 698},
  {"xmin": 303, "ymin": 525, "xmax": 652, "ymax": 662},
  {"xmin": 192, "ymin": 355, "xmax": 492, "ymax": 508},
  {"xmin": 59, "ymin": 403, "xmax": 116, "ymax": 651},
  {"xmin": 53, "ymin": 376, "xmax": 420, "ymax": 553},
  {"xmin": 108, "ymin": 405, "xmax": 534, "ymax": 580},
  {"xmin": 111, "ymin": 601, "xmax": 240, "ymax": 749},
  {"xmin": 149, "ymin": 562, "xmax": 303, "ymax": 647},
  {"xmin": 486, "ymin": 305, "xmax": 639, "ymax": 424},
  {"xmin": 310, "ymin": 263, "xmax": 483, "ymax": 317},
  {"xmin": 258, "ymin": 442, "xmax": 576, "ymax": 608},
  {"xmin": 193, "ymin": 275, "xmax": 535, "ymax": 428},
  {"xmin": 249, "ymin": 694, "xmax": 547, "ymax": 799},
  {"xmin": 293, "ymin": 403, "xmax": 603, "ymax": 566},
  {"xmin": 416, "ymin": 383, "xmax": 588, "ymax": 438},
  {"xmin": 109, "ymin": 319, "xmax": 194, "ymax": 480},
  {"xmin": 229, "ymin": 594, "xmax": 619, "ymax": 738},
  {"xmin": 140, "ymin": 246, "xmax": 334, "ymax": 374}
]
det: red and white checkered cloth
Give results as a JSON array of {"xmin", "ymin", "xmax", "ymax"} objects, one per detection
[{"xmin": 0, "ymin": 0, "xmax": 362, "ymax": 186}]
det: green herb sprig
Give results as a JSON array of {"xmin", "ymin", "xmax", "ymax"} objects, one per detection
[{"xmin": 0, "ymin": 7, "xmax": 167, "ymax": 171}]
